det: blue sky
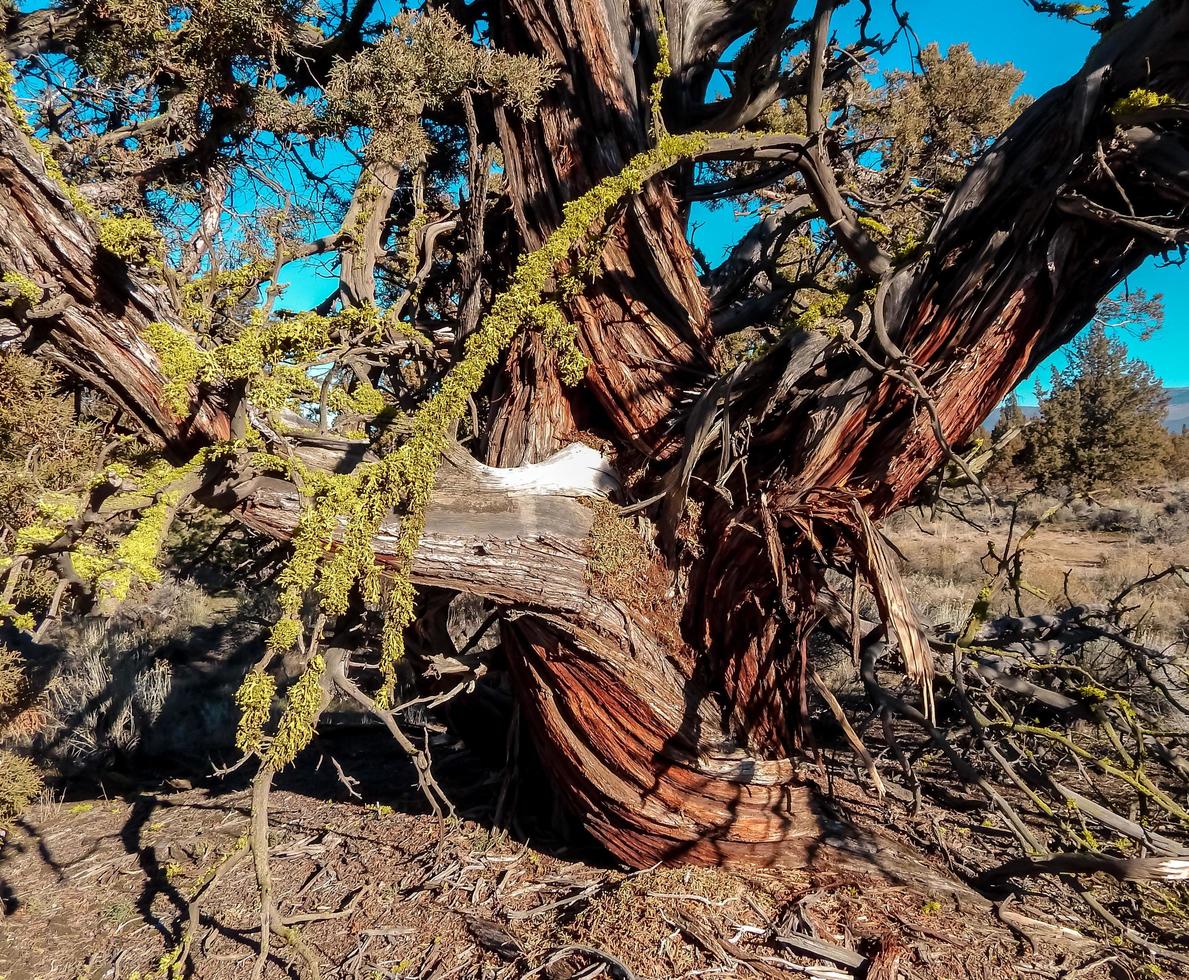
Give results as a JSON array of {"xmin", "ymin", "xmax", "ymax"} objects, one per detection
[{"xmin": 693, "ymin": 1, "xmax": 1185, "ymax": 399}]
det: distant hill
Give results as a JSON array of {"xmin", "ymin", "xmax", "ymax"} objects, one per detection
[
  {"xmin": 985, "ymin": 386, "xmax": 1188, "ymax": 432},
  {"xmin": 1168, "ymin": 387, "xmax": 1189, "ymax": 432}
]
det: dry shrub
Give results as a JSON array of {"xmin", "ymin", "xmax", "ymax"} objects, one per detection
[
  {"xmin": 36, "ymin": 576, "xmax": 247, "ymax": 769},
  {"xmin": 0, "ymin": 749, "xmax": 42, "ymax": 823},
  {"xmin": 0, "ymin": 351, "xmax": 104, "ymax": 542},
  {"xmin": 45, "ymin": 628, "xmax": 172, "ymax": 765},
  {"xmin": 587, "ymin": 500, "xmax": 652, "ymax": 596}
]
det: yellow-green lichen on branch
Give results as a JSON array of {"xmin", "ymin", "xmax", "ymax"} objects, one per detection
[
  {"xmin": 532, "ymin": 303, "xmax": 589, "ymax": 386},
  {"xmin": 268, "ymin": 654, "xmax": 326, "ymax": 768},
  {"xmin": 97, "ymin": 216, "xmax": 164, "ymax": 269},
  {"xmin": 649, "ymin": 10, "xmax": 672, "ymax": 138},
  {"xmin": 234, "ymin": 670, "xmax": 277, "ymax": 754},
  {"xmin": 795, "ymin": 289, "xmax": 850, "ymax": 331},
  {"xmin": 1110, "ymin": 88, "xmax": 1175, "ymax": 117},
  {"xmin": 142, "ymin": 321, "xmax": 215, "ymax": 417},
  {"xmin": 142, "ymin": 305, "xmax": 413, "ymax": 420},
  {"xmin": 1, "ymin": 271, "xmax": 42, "ymax": 305}
]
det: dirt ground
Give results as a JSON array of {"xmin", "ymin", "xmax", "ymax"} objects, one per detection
[
  {"xmin": 0, "ymin": 726, "xmax": 1169, "ymax": 980},
  {"xmin": 4, "ymin": 490, "xmax": 1187, "ymax": 980}
]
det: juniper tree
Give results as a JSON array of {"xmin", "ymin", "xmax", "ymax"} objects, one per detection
[
  {"xmin": 986, "ymin": 392, "xmax": 1031, "ymax": 487},
  {"xmin": 1169, "ymin": 427, "xmax": 1189, "ymax": 481},
  {"xmin": 0, "ymin": 0, "xmax": 1187, "ymax": 903},
  {"xmin": 1028, "ymin": 323, "xmax": 1171, "ymax": 491}
]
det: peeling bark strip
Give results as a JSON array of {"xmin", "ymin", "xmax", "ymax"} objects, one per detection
[{"xmin": 0, "ymin": 0, "xmax": 1187, "ymax": 874}]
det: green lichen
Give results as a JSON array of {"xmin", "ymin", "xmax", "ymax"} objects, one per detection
[
  {"xmin": 344, "ymin": 172, "xmax": 383, "ymax": 257},
  {"xmin": 268, "ymin": 654, "xmax": 325, "ymax": 768},
  {"xmin": 856, "ymin": 216, "xmax": 892, "ymax": 238},
  {"xmin": 97, "ymin": 216, "xmax": 164, "ymax": 269},
  {"xmin": 329, "ymin": 380, "xmax": 386, "ymax": 417},
  {"xmin": 532, "ymin": 303, "xmax": 588, "ymax": 386},
  {"xmin": 400, "ymin": 192, "xmax": 428, "ymax": 281},
  {"xmin": 91, "ymin": 495, "xmax": 176, "ymax": 608},
  {"xmin": 13, "ymin": 493, "xmax": 78, "ymax": 553},
  {"xmin": 142, "ymin": 321, "xmax": 214, "ymax": 417},
  {"xmin": 795, "ymin": 290, "xmax": 850, "ymax": 331},
  {"xmin": 234, "ymin": 670, "xmax": 276, "ymax": 754},
  {"xmin": 1, "ymin": 271, "xmax": 42, "ymax": 305},
  {"xmin": 267, "ymin": 616, "xmax": 303, "ymax": 654},
  {"xmin": 649, "ymin": 9, "xmax": 672, "ymax": 138},
  {"xmin": 141, "ymin": 306, "xmax": 406, "ymax": 420},
  {"xmin": 251, "ymin": 364, "xmax": 321, "ymax": 413},
  {"xmin": 1110, "ymin": 88, "xmax": 1175, "ymax": 118},
  {"xmin": 179, "ymin": 260, "xmax": 273, "ymax": 329}
]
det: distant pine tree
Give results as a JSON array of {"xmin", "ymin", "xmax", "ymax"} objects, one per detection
[
  {"xmin": 986, "ymin": 392, "xmax": 1030, "ymax": 486},
  {"xmin": 1027, "ymin": 324, "xmax": 1170, "ymax": 491},
  {"xmin": 1168, "ymin": 426, "xmax": 1189, "ymax": 482}
]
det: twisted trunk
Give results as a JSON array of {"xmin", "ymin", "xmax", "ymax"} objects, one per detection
[{"xmin": 1, "ymin": 0, "xmax": 1187, "ymax": 871}]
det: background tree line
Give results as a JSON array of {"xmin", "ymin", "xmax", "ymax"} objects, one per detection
[{"xmin": 985, "ymin": 308, "xmax": 1189, "ymax": 493}]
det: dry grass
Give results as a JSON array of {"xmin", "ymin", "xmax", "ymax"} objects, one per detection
[{"xmin": 886, "ymin": 482, "xmax": 1189, "ymax": 652}]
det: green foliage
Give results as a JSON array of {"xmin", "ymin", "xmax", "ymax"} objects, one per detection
[
  {"xmin": 0, "ymin": 749, "xmax": 41, "ymax": 824},
  {"xmin": 1026, "ymin": 324, "xmax": 1170, "ymax": 492},
  {"xmin": 324, "ymin": 10, "xmax": 557, "ymax": 164},
  {"xmin": 1166, "ymin": 427, "xmax": 1189, "ymax": 481},
  {"xmin": 0, "ymin": 645, "xmax": 25, "ymax": 722},
  {"xmin": 587, "ymin": 500, "xmax": 651, "ymax": 597},
  {"xmin": 985, "ymin": 392, "xmax": 1032, "ymax": 486},
  {"xmin": 854, "ymin": 44, "xmax": 1029, "ymax": 244},
  {"xmin": 0, "ymin": 352, "xmax": 104, "ymax": 547}
]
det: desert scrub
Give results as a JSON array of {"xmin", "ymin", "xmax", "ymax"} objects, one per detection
[{"xmin": 0, "ymin": 749, "xmax": 42, "ymax": 823}]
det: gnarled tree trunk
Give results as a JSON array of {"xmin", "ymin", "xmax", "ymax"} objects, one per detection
[{"xmin": 1, "ymin": 0, "xmax": 1187, "ymax": 871}]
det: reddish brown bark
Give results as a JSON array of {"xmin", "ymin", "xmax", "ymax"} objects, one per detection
[{"xmin": 487, "ymin": 0, "xmax": 712, "ymax": 465}]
